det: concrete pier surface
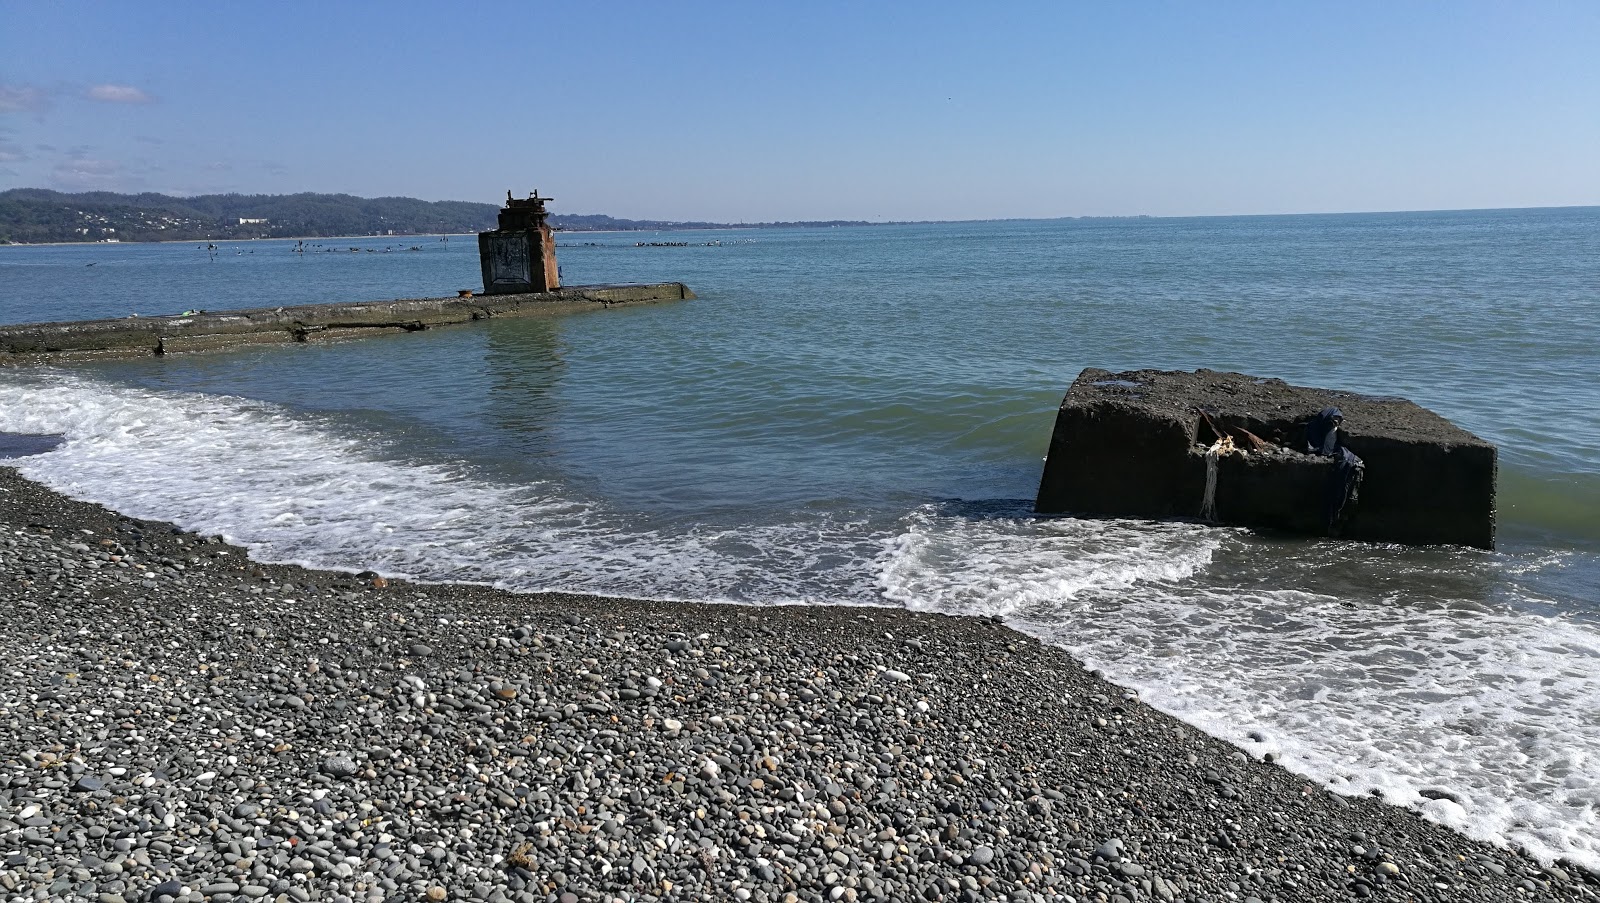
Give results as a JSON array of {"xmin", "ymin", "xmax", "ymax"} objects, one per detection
[
  {"xmin": 1035, "ymin": 368, "xmax": 1497, "ymax": 548},
  {"xmin": 0, "ymin": 282, "xmax": 695, "ymax": 360}
]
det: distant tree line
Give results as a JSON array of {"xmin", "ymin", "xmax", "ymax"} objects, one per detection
[
  {"xmin": 0, "ymin": 189, "xmax": 891, "ymax": 244},
  {"xmin": 0, "ymin": 189, "xmax": 499, "ymax": 243}
]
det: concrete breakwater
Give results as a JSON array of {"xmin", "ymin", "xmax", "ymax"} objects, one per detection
[
  {"xmin": 1036, "ymin": 368, "xmax": 1498, "ymax": 548},
  {"xmin": 0, "ymin": 282, "xmax": 695, "ymax": 359}
]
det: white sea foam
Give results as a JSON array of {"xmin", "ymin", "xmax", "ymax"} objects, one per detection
[
  {"xmin": 880, "ymin": 506, "xmax": 1600, "ymax": 871},
  {"xmin": 5, "ymin": 369, "xmax": 1600, "ymax": 871},
  {"xmin": 0, "ymin": 371, "xmax": 887, "ymax": 605}
]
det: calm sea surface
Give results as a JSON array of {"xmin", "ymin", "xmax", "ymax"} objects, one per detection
[{"xmin": 2, "ymin": 209, "xmax": 1599, "ymax": 867}]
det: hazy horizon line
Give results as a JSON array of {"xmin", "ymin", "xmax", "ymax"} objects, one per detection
[{"xmin": 4, "ymin": 186, "xmax": 1596, "ymax": 225}]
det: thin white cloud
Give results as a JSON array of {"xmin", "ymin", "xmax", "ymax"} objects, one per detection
[
  {"xmin": 0, "ymin": 84, "xmax": 51, "ymax": 114},
  {"xmin": 51, "ymin": 157, "xmax": 134, "ymax": 191},
  {"xmin": 86, "ymin": 84, "xmax": 154, "ymax": 104},
  {"xmin": 0, "ymin": 133, "xmax": 26, "ymax": 163}
]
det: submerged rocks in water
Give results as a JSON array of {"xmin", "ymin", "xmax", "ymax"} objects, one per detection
[{"xmin": 1035, "ymin": 367, "xmax": 1497, "ymax": 548}]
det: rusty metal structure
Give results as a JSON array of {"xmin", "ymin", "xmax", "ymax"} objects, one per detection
[{"xmin": 478, "ymin": 190, "xmax": 560, "ymax": 294}]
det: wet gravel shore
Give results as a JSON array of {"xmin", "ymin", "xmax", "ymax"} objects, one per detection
[{"xmin": 1, "ymin": 465, "xmax": 1594, "ymax": 903}]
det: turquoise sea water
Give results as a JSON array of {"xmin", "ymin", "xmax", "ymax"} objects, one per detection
[{"xmin": 2, "ymin": 208, "xmax": 1599, "ymax": 867}]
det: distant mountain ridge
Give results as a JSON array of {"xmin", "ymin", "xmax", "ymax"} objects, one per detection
[{"xmin": 0, "ymin": 189, "xmax": 884, "ymax": 244}]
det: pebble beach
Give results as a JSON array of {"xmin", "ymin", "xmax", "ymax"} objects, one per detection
[{"xmin": 1, "ymin": 465, "xmax": 1595, "ymax": 903}]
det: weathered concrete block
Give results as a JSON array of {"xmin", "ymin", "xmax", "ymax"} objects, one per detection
[
  {"xmin": 0, "ymin": 321, "xmax": 162, "ymax": 354},
  {"xmin": 300, "ymin": 326, "xmax": 413, "ymax": 343},
  {"xmin": 159, "ymin": 332, "xmax": 295, "ymax": 354},
  {"xmin": 567, "ymin": 283, "xmax": 697, "ymax": 303},
  {"xmin": 1035, "ymin": 368, "xmax": 1497, "ymax": 548}
]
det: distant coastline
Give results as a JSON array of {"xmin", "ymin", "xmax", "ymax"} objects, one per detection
[
  {"xmin": 0, "ymin": 188, "xmax": 911, "ymax": 246},
  {"xmin": 0, "ymin": 233, "xmax": 480, "ymax": 248},
  {"xmin": 10, "ymin": 187, "xmax": 1582, "ymax": 247}
]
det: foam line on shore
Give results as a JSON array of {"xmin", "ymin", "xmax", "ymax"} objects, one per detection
[
  {"xmin": 879, "ymin": 508, "xmax": 1600, "ymax": 872},
  {"xmin": 1, "ymin": 464, "xmax": 1596, "ymax": 900},
  {"xmin": 0, "ymin": 370, "xmax": 889, "ymax": 605}
]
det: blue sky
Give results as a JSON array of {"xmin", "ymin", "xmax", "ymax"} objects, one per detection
[{"xmin": 2, "ymin": 1, "xmax": 1596, "ymax": 221}]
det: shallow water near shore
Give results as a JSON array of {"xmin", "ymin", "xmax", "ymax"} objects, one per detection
[{"xmin": 2, "ymin": 208, "xmax": 1599, "ymax": 868}]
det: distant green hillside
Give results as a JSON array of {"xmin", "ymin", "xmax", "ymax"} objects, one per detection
[
  {"xmin": 0, "ymin": 189, "xmax": 883, "ymax": 243},
  {"xmin": 0, "ymin": 189, "xmax": 499, "ymax": 243}
]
